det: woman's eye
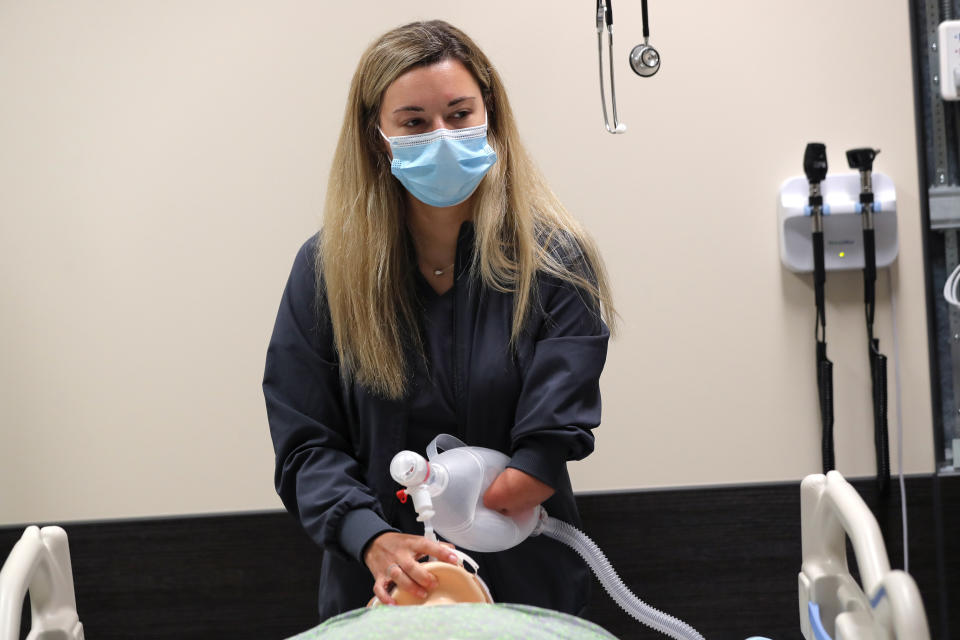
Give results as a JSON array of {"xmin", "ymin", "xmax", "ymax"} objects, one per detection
[
  {"xmin": 402, "ymin": 119, "xmax": 423, "ymax": 128},
  {"xmin": 451, "ymin": 110, "xmax": 470, "ymax": 120}
]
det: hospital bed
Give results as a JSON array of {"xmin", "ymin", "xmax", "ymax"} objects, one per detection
[{"xmin": 0, "ymin": 471, "xmax": 931, "ymax": 640}]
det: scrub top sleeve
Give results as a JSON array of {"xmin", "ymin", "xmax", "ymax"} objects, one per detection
[
  {"xmin": 263, "ymin": 236, "xmax": 396, "ymax": 562},
  {"xmin": 339, "ymin": 508, "xmax": 397, "ymax": 564},
  {"xmin": 506, "ymin": 437, "xmax": 570, "ymax": 490},
  {"xmin": 507, "ymin": 273, "xmax": 610, "ymax": 490}
]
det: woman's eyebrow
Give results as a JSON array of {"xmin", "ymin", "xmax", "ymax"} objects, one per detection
[{"xmin": 392, "ymin": 96, "xmax": 476, "ymax": 114}]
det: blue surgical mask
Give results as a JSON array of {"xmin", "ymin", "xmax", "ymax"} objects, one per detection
[{"xmin": 380, "ymin": 117, "xmax": 497, "ymax": 208}]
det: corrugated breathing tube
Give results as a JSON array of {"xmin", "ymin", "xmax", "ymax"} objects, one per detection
[{"xmin": 541, "ymin": 516, "xmax": 705, "ymax": 640}]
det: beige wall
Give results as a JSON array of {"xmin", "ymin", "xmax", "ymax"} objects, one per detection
[{"xmin": 0, "ymin": 0, "xmax": 933, "ymax": 526}]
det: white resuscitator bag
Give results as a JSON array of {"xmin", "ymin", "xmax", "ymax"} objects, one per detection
[{"xmin": 390, "ymin": 434, "xmax": 705, "ymax": 640}]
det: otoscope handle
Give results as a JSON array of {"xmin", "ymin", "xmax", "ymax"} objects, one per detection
[
  {"xmin": 863, "ymin": 228, "xmax": 876, "ymax": 314},
  {"xmin": 812, "ymin": 231, "xmax": 826, "ymax": 325}
]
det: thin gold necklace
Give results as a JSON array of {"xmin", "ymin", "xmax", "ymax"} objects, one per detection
[{"xmin": 432, "ymin": 263, "xmax": 455, "ymax": 277}]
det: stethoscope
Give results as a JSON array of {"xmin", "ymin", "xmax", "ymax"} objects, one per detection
[{"xmin": 597, "ymin": 0, "xmax": 660, "ymax": 134}]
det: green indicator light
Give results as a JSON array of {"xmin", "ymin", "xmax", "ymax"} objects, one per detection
[{"xmin": 839, "ymin": 251, "xmax": 845, "ymax": 258}]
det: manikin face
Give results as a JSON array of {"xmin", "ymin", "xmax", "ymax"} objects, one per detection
[
  {"xmin": 375, "ymin": 561, "xmax": 492, "ymax": 607},
  {"xmin": 378, "ymin": 58, "xmax": 485, "ymax": 142}
]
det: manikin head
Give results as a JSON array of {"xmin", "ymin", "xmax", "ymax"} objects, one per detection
[{"xmin": 368, "ymin": 561, "xmax": 493, "ymax": 607}]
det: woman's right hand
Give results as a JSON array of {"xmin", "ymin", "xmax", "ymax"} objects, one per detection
[{"xmin": 363, "ymin": 532, "xmax": 460, "ymax": 605}]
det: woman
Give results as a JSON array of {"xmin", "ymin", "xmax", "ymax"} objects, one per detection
[{"xmin": 264, "ymin": 20, "xmax": 614, "ymax": 620}]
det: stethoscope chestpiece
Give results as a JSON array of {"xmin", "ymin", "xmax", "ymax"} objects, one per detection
[
  {"xmin": 629, "ymin": 0, "xmax": 660, "ymax": 78},
  {"xmin": 629, "ymin": 42, "xmax": 660, "ymax": 77}
]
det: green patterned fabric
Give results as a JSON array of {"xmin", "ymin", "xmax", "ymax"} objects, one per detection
[{"xmin": 287, "ymin": 603, "xmax": 618, "ymax": 640}]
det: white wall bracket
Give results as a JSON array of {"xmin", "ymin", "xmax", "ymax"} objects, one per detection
[
  {"xmin": 778, "ymin": 172, "xmax": 898, "ymax": 273},
  {"xmin": 938, "ymin": 20, "xmax": 960, "ymax": 100}
]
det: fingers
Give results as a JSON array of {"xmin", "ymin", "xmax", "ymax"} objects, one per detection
[
  {"xmin": 411, "ymin": 536, "xmax": 460, "ymax": 565},
  {"xmin": 366, "ymin": 533, "xmax": 466, "ymax": 605},
  {"xmin": 374, "ymin": 562, "xmax": 430, "ymax": 605},
  {"xmin": 397, "ymin": 558, "xmax": 434, "ymax": 597},
  {"xmin": 373, "ymin": 576, "xmax": 397, "ymax": 606}
]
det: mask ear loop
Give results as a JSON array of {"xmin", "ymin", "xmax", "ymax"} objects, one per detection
[{"xmin": 375, "ymin": 121, "xmax": 395, "ymax": 167}]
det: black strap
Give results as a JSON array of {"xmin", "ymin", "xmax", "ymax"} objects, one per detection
[
  {"xmin": 863, "ymin": 227, "xmax": 890, "ymax": 497},
  {"xmin": 870, "ymin": 343, "xmax": 890, "ymax": 496},
  {"xmin": 813, "ymin": 229, "xmax": 834, "ymax": 473},
  {"xmin": 817, "ymin": 341, "xmax": 835, "ymax": 473}
]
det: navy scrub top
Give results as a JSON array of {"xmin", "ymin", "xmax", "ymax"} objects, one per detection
[
  {"xmin": 406, "ymin": 272, "xmax": 458, "ymax": 455},
  {"xmin": 263, "ymin": 222, "xmax": 610, "ymax": 620}
]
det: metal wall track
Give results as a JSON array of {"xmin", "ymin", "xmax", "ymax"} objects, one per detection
[
  {"xmin": 917, "ymin": 0, "xmax": 960, "ymax": 468},
  {"xmin": 913, "ymin": 3, "xmax": 960, "ymax": 633}
]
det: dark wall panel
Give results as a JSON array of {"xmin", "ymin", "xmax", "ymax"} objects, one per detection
[
  {"xmin": 1, "ymin": 475, "xmax": 954, "ymax": 640},
  {"xmin": 2, "ymin": 513, "xmax": 322, "ymax": 640},
  {"xmin": 576, "ymin": 476, "xmax": 951, "ymax": 639}
]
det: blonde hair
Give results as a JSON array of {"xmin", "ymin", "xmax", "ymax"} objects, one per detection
[{"xmin": 320, "ymin": 20, "xmax": 615, "ymax": 399}]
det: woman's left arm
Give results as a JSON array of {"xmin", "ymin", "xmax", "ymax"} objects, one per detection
[{"xmin": 483, "ymin": 273, "xmax": 610, "ymax": 516}]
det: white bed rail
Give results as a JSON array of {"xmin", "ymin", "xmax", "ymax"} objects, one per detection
[
  {"xmin": 0, "ymin": 526, "xmax": 84, "ymax": 640},
  {"xmin": 798, "ymin": 471, "xmax": 929, "ymax": 640}
]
